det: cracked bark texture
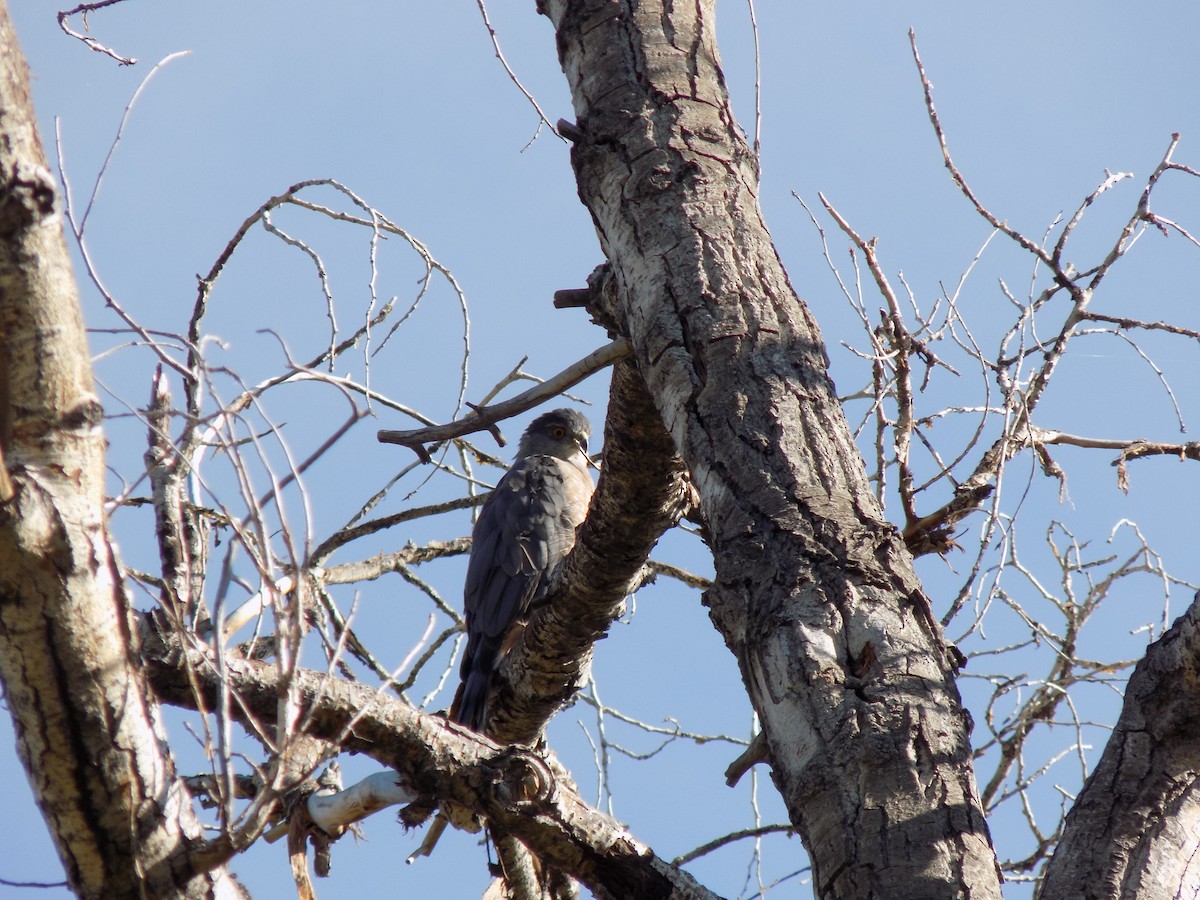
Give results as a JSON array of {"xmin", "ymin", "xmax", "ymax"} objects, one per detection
[
  {"xmin": 488, "ymin": 355, "xmax": 691, "ymax": 746},
  {"xmin": 464, "ymin": 356, "xmax": 691, "ymax": 898},
  {"xmin": 144, "ymin": 638, "xmax": 716, "ymax": 900},
  {"xmin": 1040, "ymin": 593, "xmax": 1200, "ymax": 899},
  {"xmin": 0, "ymin": 6, "xmax": 243, "ymax": 897},
  {"xmin": 542, "ymin": 1, "xmax": 1001, "ymax": 897}
]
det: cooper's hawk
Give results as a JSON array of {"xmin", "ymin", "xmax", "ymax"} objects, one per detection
[{"xmin": 451, "ymin": 408, "xmax": 595, "ymax": 733}]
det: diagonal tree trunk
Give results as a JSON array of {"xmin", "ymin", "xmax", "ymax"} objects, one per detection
[
  {"xmin": 541, "ymin": 2, "xmax": 1002, "ymax": 896},
  {"xmin": 24, "ymin": 0, "xmax": 1184, "ymax": 895},
  {"xmin": 0, "ymin": 5, "xmax": 244, "ymax": 896},
  {"xmin": 1040, "ymin": 592, "xmax": 1200, "ymax": 899}
]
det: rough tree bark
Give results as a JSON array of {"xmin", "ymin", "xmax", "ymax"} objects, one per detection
[
  {"xmin": 0, "ymin": 5, "xmax": 245, "ymax": 898},
  {"xmin": 7, "ymin": 0, "xmax": 1193, "ymax": 897},
  {"xmin": 487, "ymin": 352, "xmax": 691, "ymax": 747},
  {"xmin": 142, "ymin": 635, "xmax": 721, "ymax": 900},
  {"xmin": 1041, "ymin": 592, "xmax": 1200, "ymax": 899},
  {"xmin": 541, "ymin": 2, "xmax": 1001, "ymax": 897}
]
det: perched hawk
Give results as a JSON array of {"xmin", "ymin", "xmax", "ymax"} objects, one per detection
[{"xmin": 451, "ymin": 408, "xmax": 596, "ymax": 733}]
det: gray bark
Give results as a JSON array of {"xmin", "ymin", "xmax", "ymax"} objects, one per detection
[
  {"xmin": 542, "ymin": 1, "xmax": 1002, "ymax": 896},
  {"xmin": 0, "ymin": 5, "xmax": 243, "ymax": 897},
  {"xmin": 489, "ymin": 353, "xmax": 692, "ymax": 746},
  {"xmin": 143, "ymin": 636, "xmax": 716, "ymax": 900},
  {"xmin": 1040, "ymin": 593, "xmax": 1200, "ymax": 899},
  {"xmin": 7, "ymin": 0, "xmax": 1191, "ymax": 896}
]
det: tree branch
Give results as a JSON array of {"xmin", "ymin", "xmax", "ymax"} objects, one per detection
[
  {"xmin": 142, "ymin": 629, "xmax": 719, "ymax": 900},
  {"xmin": 544, "ymin": 3, "xmax": 997, "ymax": 896},
  {"xmin": 376, "ymin": 337, "xmax": 632, "ymax": 460},
  {"xmin": 0, "ymin": 9, "xmax": 238, "ymax": 896}
]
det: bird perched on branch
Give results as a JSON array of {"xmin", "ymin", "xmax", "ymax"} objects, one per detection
[
  {"xmin": 451, "ymin": 408, "xmax": 596, "ymax": 733},
  {"xmin": 409, "ymin": 409, "xmax": 595, "ymax": 863}
]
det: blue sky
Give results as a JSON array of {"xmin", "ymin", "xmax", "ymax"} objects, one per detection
[{"xmin": 4, "ymin": 3, "xmax": 1200, "ymax": 898}]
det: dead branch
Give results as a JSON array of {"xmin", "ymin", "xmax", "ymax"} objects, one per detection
[
  {"xmin": 376, "ymin": 338, "xmax": 632, "ymax": 459},
  {"xmin": 57, "ymin": 1, "xmax": 137, "ymax": 65}
]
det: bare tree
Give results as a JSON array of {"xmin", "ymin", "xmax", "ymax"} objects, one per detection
[
  {"xmin": 2, "ymin": 2, "xmax": 1199, "ymax": 899},
  {"xmin": 0, "ymin": 7, "xmax": 246, "ymax": 897}
]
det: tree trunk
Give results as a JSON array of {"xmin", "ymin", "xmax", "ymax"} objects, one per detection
[
  {"xmin": 1040, "ymin": 593, "xmax": 1200, "ymax": 899},
  {"xmin": 0, "ymin": 5, "xmax": 242, "ymax": 897},
  {"xmin": 542, "ymin": 2, "xmax": 1001, "ymax": 896}
]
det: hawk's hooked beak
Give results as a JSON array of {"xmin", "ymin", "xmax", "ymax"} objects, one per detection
[{"xmin": 579, "ymin": 440, "xmax": 600, "ymax": 471}]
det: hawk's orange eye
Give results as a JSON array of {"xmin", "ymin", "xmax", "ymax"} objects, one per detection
[{"xmin": 551, "ymin": 426, "xmax": 567, "ymax": 439}]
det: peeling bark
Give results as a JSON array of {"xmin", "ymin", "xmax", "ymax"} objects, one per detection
[
  {"xmin": 541, "ymin": 2, "xmax": 1001, "ymax": 896},
  {"xmin": 0, "ymin": 6, "xmax": 242, "ymax": 897}
]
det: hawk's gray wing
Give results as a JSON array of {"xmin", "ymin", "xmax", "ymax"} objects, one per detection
[{"xmin": 454, "ymin": 454, "xmax": 592, "ymax": 731}]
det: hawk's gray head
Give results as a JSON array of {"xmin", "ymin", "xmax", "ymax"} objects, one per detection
[{"xmin": 516, "ymin": 408, "xmax": 592, "ymax": 471}]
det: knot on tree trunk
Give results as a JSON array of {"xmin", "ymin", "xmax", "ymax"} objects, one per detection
[{"xmin": 488, "ymin": 747, "xmax": 556, "ymax": 812}]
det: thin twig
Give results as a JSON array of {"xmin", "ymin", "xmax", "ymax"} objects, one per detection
[
  {"xmin": 474, "ymin": 0, "xmax": 565, "ymax": 144},
  {"xmin": 57, "ymin": 1, "xmax": 138, "ymax": 65}
]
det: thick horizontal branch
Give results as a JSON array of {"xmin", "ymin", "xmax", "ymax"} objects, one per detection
[{"xmin": 140, "ymin": 627, "xmax": 716, "ymax": 900}]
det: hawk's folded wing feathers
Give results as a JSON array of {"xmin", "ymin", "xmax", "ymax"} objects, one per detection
[{"xmin": 454, "ymin": 453, "xmax": 592, "ymax": 731}]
